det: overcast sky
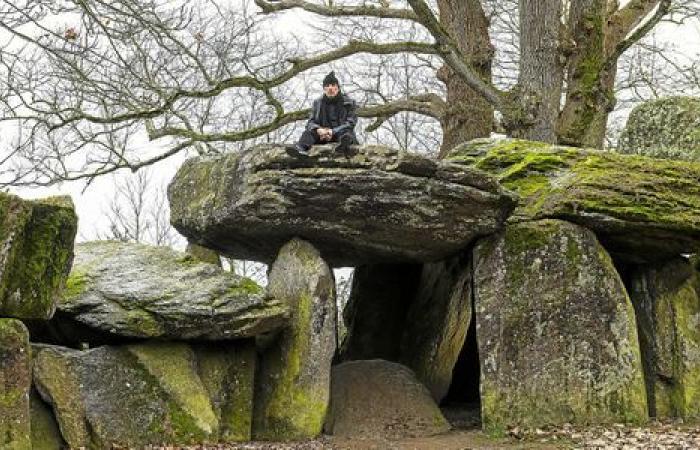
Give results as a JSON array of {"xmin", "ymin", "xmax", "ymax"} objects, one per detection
[{"xmin": 6, "ymin": 2, "xmax": 700, "ymax": 244}]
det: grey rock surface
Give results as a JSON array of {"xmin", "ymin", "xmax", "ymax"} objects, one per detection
[
  {"xmin": 399, "ymin": 253, "xmax": 473, "ymax": 403},
  {"xmin": 253, "ymin": 238, "xmax": 336, "ymax": 441},
  {"xmin": 618, "ymin": 96, "xmax": 700, "ymax": 161},
  {"xmin": 168, "ymin": 144, "xmax": 517, "ymax": 266},
  {"xmin": 625, "ymin": 257, "xmax": 700, "ymax": 420},
  {"xmin": 325, "ymin": 359, "xmax": 450, "ymax": 439},
  {"xmin": 474, "ymin": 220, "xmax": 647, "ymax": 432},
  {"xmin": 33, "ymin": 341, "xmax": 256, "ymax": 448},
  {"xmin": 42, "ymin": 241, "xmax": 288, "ymax": 341}
]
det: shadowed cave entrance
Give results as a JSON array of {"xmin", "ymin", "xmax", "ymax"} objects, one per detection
[
  {"xmin": 441, "ymin": 312, "xmax": 482, "ymax": 429},
  {"xmin": 338, "ymin": 261, "xmax": 483, "ymax": 430}
]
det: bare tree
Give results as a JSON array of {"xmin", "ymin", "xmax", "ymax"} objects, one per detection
[
  {"xmin": 0, "ymin": 0, "xmax": 697, "ymax": 188},
  {"xmin": 98, "ymin": 169, "xmax": 183, "ymax": 247},
  {"xmin": 222, "ymin": 257, "xmax": 268, "ymax": 286}
]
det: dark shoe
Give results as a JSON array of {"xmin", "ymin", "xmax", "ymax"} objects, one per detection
[
  {"xmin": 285, "ymin": 144, "xmax": 310, "ymax": 158},
  {"xmin": 335, "ymin": 134, "xmax": 355, "ymax": 158}
]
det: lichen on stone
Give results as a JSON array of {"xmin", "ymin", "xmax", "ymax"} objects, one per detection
[
  {"xmin": 618, "ymin": 97, "xmax": 700, "ymax": 161},
  {"xmin": 474, "ymin": 220, "xmax": 648, "ymax": 433},
  {"xmin": 253, "ymin": 238, "xmax": 336, "ymax": 441}
]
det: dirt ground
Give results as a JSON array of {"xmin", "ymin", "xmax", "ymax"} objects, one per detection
[{"xmin": 141, "ymin": 412, "xmax": 700, "ymax": 450}]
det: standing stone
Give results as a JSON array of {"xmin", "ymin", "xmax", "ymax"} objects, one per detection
[
  {"xmin": 399, "ymin": 253, "xmax": 473, "ymax": 402},
  {"xmin": 195, "ymin": 340, "xmax": 256, "ymax": 441},
  {"xmin": 624, "ymin": 258, "xmax": 700, "ymax": 419},
  {"xmin": 0, "ymin": 319, "xmax": 31, "ymax": 450},
  {"xmin": 474, "ymin": 220, "xmax": 647, "ymax": 433},
  {"xmin": 339, "ymin": 264, "xmax": 422, "ymax": 362},
  {"xmin": 325, "ymin": 360, "xmax": 450, "ymax": 439},
  {"xmin": 0, "ymin": 195, "xmax": 77, "ymax": 319},
  {"xmin": 30, "ymin": 390, "xmax": 65, "ymax": 450},
  {"xmin": 33, "ymin": 342, "xmax": 223, "ymax": 448},
  {"xmin": 32, "ymin": 345, "xmax": 88, "ymax": 447},
  {"xmin": 253, "ymin": 238, "xmax": 336, "ymax": 440}
]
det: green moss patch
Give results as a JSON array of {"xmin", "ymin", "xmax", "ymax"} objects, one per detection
[
  {"xmin": 0, "ymin": 194, "xmax": 77, "ymax": 319},
  {"xmin": 448, "ymin": 138, "xmax": 700, "ymax": 262}
]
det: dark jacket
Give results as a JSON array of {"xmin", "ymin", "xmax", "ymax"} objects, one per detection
[{"xmin": 306, "ymin": 93, "xmax": 358, "ymax": 135}]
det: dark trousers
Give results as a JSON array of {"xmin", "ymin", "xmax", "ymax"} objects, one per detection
[{"xmin": 297, "ymin": 129, "xmax": 358, "ymax": 149}]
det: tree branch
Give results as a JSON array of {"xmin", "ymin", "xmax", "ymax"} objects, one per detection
[
  {"xmin": 405, "ymin": 0, "xmax": 504, "ymax": 108},
  {"xmin": 254, "ymin": 0, "xmax": 419, "ymax": 20},
  {"xmin": 255, "ymin": 0, "xmax": 504, "ymax": 111},
  {"xmin": 361, "ymin": 93, "xmax": 446, "ymax": 132},
  {"xmin": 147, "ymin": 94, "xmax": 446, "ymax": 141},
  {"xmin": 49, "ymin": 39, "xmax": 440, "ymax": 130},
  {"xmin": 605, "ymin": 0, "xmax": 671, "ymax": 69}
]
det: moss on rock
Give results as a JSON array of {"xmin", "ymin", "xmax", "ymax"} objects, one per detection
[
  {"xmin": 474, "ymin": 220, "xmax": 648, "ymax": 433},
  {"xmin": 195, "ymin": 340, "xmax": 256, "ymax": 442},
  {"xmin": 127, "ymin": 342, "xmax": 218, "ymax": 436},
  {"xmin": 253, "ymin": 238, "xmax": 336, "ymax": 441},
  {"xmin": 448, "ymin": 138, "xmax": 700, "ymax": 262},
  {"xmin": 0, "ymin": 319, "xmax": 31, "ymax": 450},
  {"xmin": 618, "ymin": 96, "xmax": 700, "ymax": 161},
  {"xmin": 0, "ymin": 194, "xmax": 77, "ymax": 319},
  {"xmin": 32, "ymin": 342, "xmax": 236, "ymax": 447},
  {"xmin": 32, "ymin": 345, "xmax": 89, "ymax": 448},
  {"xmin": 30, "ymin": 390, "xmax": 65, "ymax": 450},
  {"xmin": 625, "ymin": 258, "xmax": 700, "ymax": 420}
]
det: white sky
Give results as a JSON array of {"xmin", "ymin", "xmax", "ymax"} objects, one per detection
[{"xmin": 6, "ymin": 3, "xmax": 700, "ymax": 243}]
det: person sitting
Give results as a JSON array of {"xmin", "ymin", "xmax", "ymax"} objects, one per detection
[{"xmin": 286, "ymin": 71, "xmax": 359, "ymax": 158}]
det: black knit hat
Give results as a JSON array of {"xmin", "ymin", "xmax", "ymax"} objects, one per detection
[{"xmin": 322, "ymin": 71, "xmax": 339, "ymax": 86}]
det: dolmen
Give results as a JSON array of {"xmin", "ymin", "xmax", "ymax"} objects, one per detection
[
  {"xmin": 168, "ymin": 140, "xmax": 700, "ymax": 436},
  {"xmin": 3, "ymin": 136, "xmax": 700, "ymax": 448}
]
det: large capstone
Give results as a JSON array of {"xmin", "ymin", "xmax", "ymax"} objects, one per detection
[
  {"xmin": 168, "ymin": 144, "xmax": 517, "ymax": 266},
  {"xmin": 623, "ymin": 257, "xmax": 700, "ymax": 420},
  {"xmin": 0, "ymin": 319, "xmax": 31, "ymax": 450},
  {"xmin": 474, "ymin": 220, "xmax": 647, "ymax": 432},
  {"xmin": 31, "ymin": 241, "xmax": 288, "ymax": 343},
  {"xmin": 33, "ymin": 341, "xmax": 256, "ymax": 448},
  {"xmin": 449, "ymin": 138, "xmax": 700, "ymax": 263},
  {"xmin": 618, "ymin": 96, "xmax": 700, "ymax": 161},
  {"xmin": 325, "ymin": 360, "xmax": 450, "ymax": 439},
  {"xmin": 253, "ymin": 238, "xmax": 336, "ymax": 440},
  {"xmin": 0, "ymin": 194, "xmax": 77, "ymax": 319}
]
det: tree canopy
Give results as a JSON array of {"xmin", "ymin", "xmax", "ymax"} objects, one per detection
[{"xmin": 0, "ymin": 0, "xmax": 698, "ymax": 186}]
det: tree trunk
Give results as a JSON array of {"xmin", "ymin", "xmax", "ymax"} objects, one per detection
[
  {"xmin": 556, "ymin": 0, "xmax": 612, "ymax": 149},
  {"xmin": 436, "ymin": 0, "xmax": 494, "ymax": 158},
  {"xmin": 511, "ymin": 0, "xmax": 564, "ymax": 143}
]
